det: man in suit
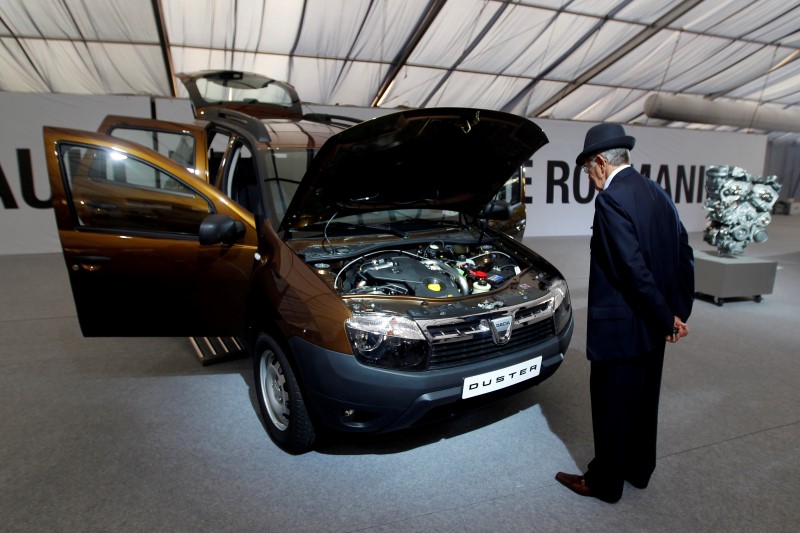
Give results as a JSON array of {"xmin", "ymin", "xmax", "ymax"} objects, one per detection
[{"xmin": 555, "ymin": 123, "xmax": 695, "ymax": 503}]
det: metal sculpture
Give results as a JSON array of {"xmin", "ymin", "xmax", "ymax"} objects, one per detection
[{"xmin": 703, "ymin": 166, "xmax": 781, "ymax": 256}]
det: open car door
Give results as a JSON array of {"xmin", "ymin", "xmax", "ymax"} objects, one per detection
[
  {"xmin": 97, "ymin": 115, "xmax": 212, "ymax": 183},
  {"xmin": 44, "ymin": 127, "xmax": 260, "ymax": 337}
]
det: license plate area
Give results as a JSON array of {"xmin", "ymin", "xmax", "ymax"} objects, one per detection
[{"xmin": 462, "ymin": 356, "xmax": 543, "ymax": 399}]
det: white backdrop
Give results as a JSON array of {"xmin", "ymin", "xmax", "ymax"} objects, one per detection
[
  {"xmin": 525, "ymin": 118, "xmax": 767, "ymax": 237},
  {"xmin": 0, "ymin": 93, "xmax": 767, "ymax": 255},
  {"xmin": 0, "ymin": 93, "xmax": 193, "ymax": 254}
]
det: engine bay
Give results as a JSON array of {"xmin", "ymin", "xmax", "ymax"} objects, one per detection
[{"xmin": 302, "ymin": 237, "xmax": 535, "ymax": 298}]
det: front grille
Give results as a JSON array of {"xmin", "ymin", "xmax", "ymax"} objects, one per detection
[{"xmin": 422, "ymin": 300, "xmax": 555, "ymax": 370}]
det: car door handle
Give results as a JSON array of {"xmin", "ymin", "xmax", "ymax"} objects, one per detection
[
  {"xmin": 70, "ymin": 255, "xmax": 112, "ymax": 272},
  {"xmin": 72, "ymin": 255, "xmax": 112, "ymax": 264},
  {"xmin": 85, "ymin": 201, "xmax": 118, "ymax": 211}
]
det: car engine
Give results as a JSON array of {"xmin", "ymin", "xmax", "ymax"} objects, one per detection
[
  {"xmin": 703, "ymin": 165, "xmax": 781, "ymax": 256},
  {"xmin": 303, "ymin": 240, "xmax": 527, "ymax": 298}
]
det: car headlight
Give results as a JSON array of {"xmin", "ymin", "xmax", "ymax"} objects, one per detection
[
  {"xmin": 345, "ymin": 313, "xmax": 431, "ymax": 371},
  {"xmin": 549, "ymin": 277, "xmax": 572, "ymax": 334}
]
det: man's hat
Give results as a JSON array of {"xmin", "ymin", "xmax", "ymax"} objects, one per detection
[{"xmin": 576, "ymin": 123, "xmax": 636, "ymax": 165}]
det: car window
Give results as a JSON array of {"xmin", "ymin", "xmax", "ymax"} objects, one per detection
[
  {"xmin": 224, "ymin": 140, "xmax": 265, "ymax": 221},
  {"xmin": 207, "ymin": 130, "xmax": 232, "ymax": 185},
  {"xmin": 196, "ymin": 76, "xmax": 295, "ymax": 107},
  {"xmin": 494, "ymin": 167, "xmax": 523, "ymax": 205},
  {"xmin": 264, "ymin": 147, "xmax": 315, "ymax": 226},
  {"xmin": 58, "ymin": 143, "xmax": 211, "ymax": 235},
  {"xmin": 109, "ymin": 128, "xmax": 196, "ymax": 172}
]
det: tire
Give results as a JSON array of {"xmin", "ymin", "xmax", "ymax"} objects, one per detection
[{"xmin": 253, "ymin": 332, "xmax": 316, "ymax": 454}]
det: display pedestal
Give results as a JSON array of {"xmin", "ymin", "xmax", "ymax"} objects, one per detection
[{"xmin": 694, "ymin": 251, "xmax": 778, "ymax": 306}]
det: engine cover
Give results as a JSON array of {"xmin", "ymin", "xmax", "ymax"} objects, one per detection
[{"xmin": 359, "ymin": 256, "xmax": 461, "ymax": 298}]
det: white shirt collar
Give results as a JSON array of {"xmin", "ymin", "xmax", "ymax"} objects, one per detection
[{"xmin": 604, "ymin": 164, "xmax": 631, "ymax": 189}]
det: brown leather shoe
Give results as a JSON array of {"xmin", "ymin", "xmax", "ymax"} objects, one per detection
[{"xmin": 555, "ymin": 471, "xmax": 593, "ymax": 497}]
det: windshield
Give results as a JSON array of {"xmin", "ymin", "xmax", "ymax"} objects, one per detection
[
  {"xmin": 289, "ymin": 209, "xmax": 465, "ymax": 238},
  {"xmin": 331, "ymin": 209, "xmax": 462, "ymax": 226}
]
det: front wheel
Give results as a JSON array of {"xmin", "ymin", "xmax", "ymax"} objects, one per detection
[{"xmin": 253, "ymin": 333, "xmax": 316, "ymax": 454}]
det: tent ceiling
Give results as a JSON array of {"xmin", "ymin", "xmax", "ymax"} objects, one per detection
[{"xmin": 1, "ymin": 0, "xmax": 799, "ymax": 143}]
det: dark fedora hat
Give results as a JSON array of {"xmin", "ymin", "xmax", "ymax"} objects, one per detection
[{"xmin": 576, "ymin": 123, "xmax": 636, "ymax": 165}]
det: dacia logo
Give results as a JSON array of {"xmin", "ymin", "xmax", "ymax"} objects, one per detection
[{"xmin": 485, "ymin": 315, "xmax": 513, "ymax": 345}]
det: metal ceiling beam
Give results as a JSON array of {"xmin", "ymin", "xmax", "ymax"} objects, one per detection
[
  {"xmin": 0, "ymin": 13, "xmax": 49, "ymax": 90},
  {"xmin": 417, "ymin": 0, "xmax": 512, "ymax": 108},
  {"xmin": 152, "ymin": 0, "xmax": 176, "ymax": 97},
  {"xmin": 286, "ymin": 1, "xmax": 310, "ymax": 82},
  {"xmin": 693, "ymin": 4, "xmax": 800, "ymax": 100},
  {"xmin": 371, "ymin": 0, "xmax": 446, "ymax": 107},
  {"xmin": 499, "ymin": 0, "xmax": 632, "ymax": 115},
  {"xmin": 523, "ymin": 0, "xmax": 705, "ymax": 119}
]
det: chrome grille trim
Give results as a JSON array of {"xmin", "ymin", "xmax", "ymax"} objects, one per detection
[{"xmin": 415, "ymin": 296, "xmax": 556, "ymax": 370}]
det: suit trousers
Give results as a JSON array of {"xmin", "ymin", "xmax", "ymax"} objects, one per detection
[{"xmin": 583, "ymin": 342, "xmax": 666, "ymax": 503}]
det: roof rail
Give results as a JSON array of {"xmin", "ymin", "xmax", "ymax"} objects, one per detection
[{"xmin": 303, "ymin": 113, "xmax": 364, "ymax": 128}]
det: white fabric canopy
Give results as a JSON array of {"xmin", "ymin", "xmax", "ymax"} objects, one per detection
[{"xmin": 1, "ymin": 0, "xmax": 799, "ymax": 143}]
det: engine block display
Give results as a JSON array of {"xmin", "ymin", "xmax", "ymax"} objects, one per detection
[{"xmin": 703, "ymin": 165, "xmax": 781, "ymax": 256}]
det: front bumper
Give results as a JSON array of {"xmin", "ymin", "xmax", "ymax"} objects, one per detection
[{"xmin": 290, "ymin": 314, "xmax": 573, "ymax": 433}]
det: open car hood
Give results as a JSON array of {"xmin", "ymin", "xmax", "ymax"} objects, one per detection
[{"xmin": 280, "ymin": 107, "xmax": 548, "ymax": 231}]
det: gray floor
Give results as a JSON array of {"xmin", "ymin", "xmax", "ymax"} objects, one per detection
[{"xmin": 1, "ymin": 216, "xmax": 799, "ymax": 533}]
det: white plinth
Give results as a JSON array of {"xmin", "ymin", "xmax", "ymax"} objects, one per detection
[{"xmin": 694, "ymin": 251, "xmax": 778, "ymax": 306}]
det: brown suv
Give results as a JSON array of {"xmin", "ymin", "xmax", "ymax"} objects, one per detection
[{"xmin": 44, "ymin": 70, "xmax": 573, "ymax": 453}]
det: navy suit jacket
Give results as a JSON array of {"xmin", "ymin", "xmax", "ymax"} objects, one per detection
[{"xmin": 587, "ymin": 167, "xmax": 695, "ymax": 361}]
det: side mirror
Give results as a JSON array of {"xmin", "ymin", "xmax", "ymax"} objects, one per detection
[
  {"xmin": 199, "ymin": 214, "xmax": 246, "ymax": 245},
  {"xmin": 479, "ymin": 200, "xmax": 512, "ymax": 221}
]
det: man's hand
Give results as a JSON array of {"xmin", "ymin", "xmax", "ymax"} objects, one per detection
[{"xmin": 666, "ymin": 316, "xmax": 689, "ymax": 343}]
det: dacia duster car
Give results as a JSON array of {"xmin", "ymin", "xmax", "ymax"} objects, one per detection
[{"xmin": 44, "ymin": 70, "xmax": 573, "ymax": 453}]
